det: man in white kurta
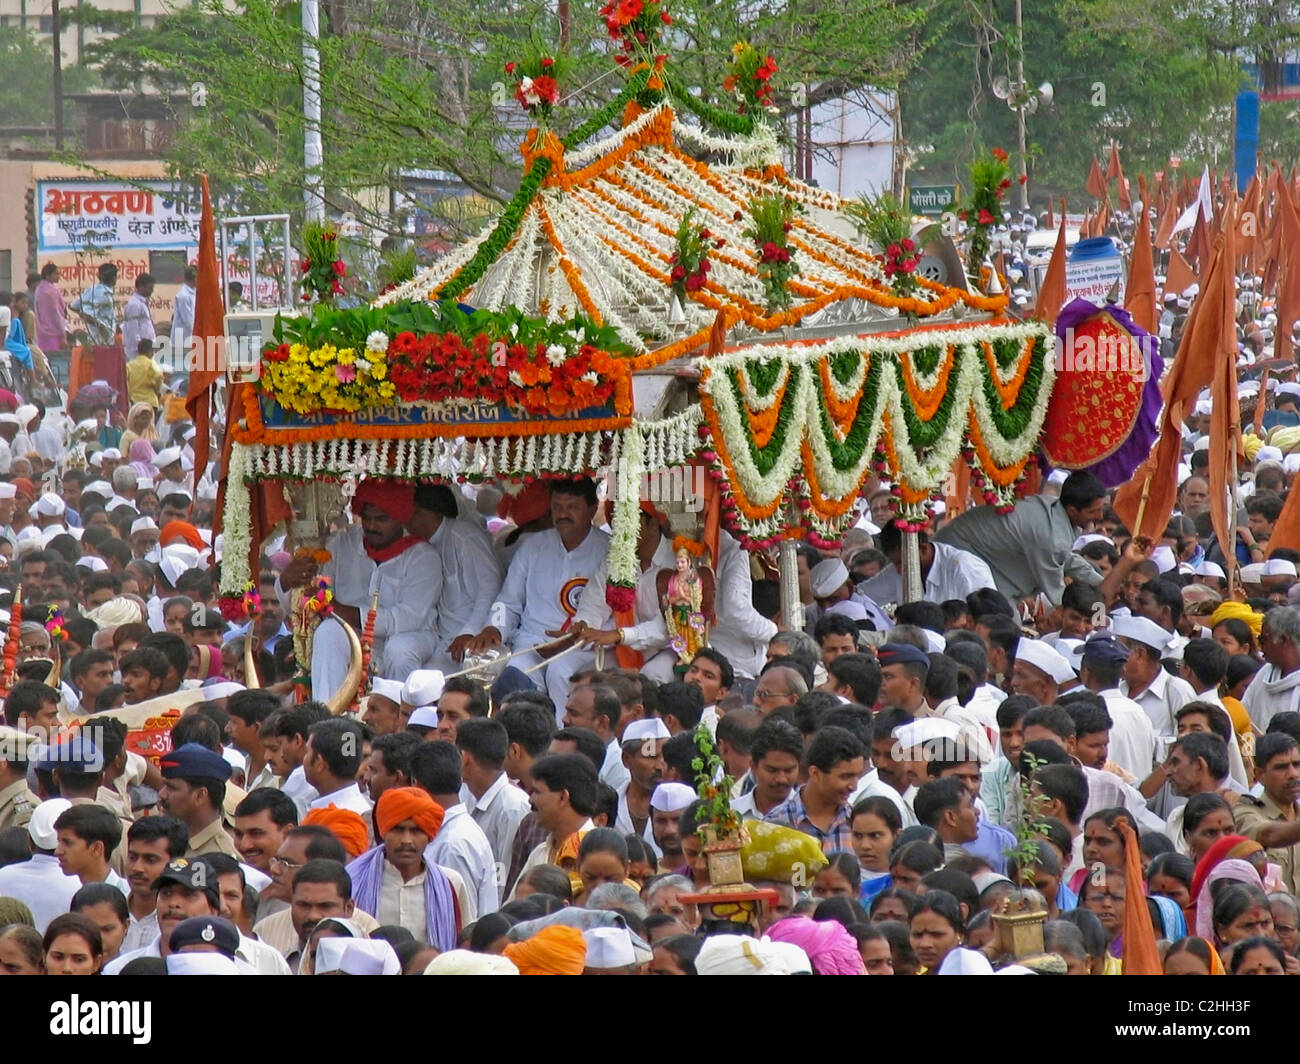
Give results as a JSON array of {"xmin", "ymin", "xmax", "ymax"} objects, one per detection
[
  {"xmin": 857, "ymin": 530, "xmax": 997, "ymax": 608},
  {"xmin": 571, "ymin": 504, "xmax": 677, "ymax": 683},
  {"xmin": 1242, "ymin": 605, "xmax": 1300, "ymax": 729},
  {"xmin": 409, "ymin": 483, "xmax": 504, "ymax": 669},
  {"xmin": 708, "ymin": 532, "xmax": 778, "ymax": 682},
  {"xmin": 467, "ymin": 479, "xmax": 608, "ymax": 710},
  {"xmin": 279, "ymin": 480, "xmax": 441, "ymax": 700}
]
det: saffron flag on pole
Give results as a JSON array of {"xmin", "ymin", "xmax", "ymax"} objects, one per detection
[
  {"xmin": 1086, "ymin": 156, "xmax": 1107, "ymax": 200},
  {"xmin": 1033, "ymin": 209, "xmax": 1069, "ymax": 327},
  {"xmin": 183, "ymin": 175, "xmax": 226, "ymax": 504},
  {"xmin": 1126, "ymin": 176, "xmax": 1157, "ymax": 334}
]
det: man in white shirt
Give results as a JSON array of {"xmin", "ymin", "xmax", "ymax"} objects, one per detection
[
  {"xmin": 569, "ymin": 503, "xmax": 678, "ymax": 682},
  {"xmin": 410, "ymin": 483, "xmax": 504, "ymax": 670},
  {"xmin": 1113, "ymin": 615, "xmax": 1197, "ymax": 741},
  {"xmin": 708, "ymin": 531, "xmax": 778, "ymax": 682},
  {"xmin": 304, "ymin": 718, "xmax": 372, "ymax": 818},
  {"xmin": 414, "ymin": 741, "xmax": 498, "ymax": 920},
  {"xmin": 466, "ymin": 478, "xmax": 609, "ymax": 710},
  {"xmin": 120, "ymin": 273, "xmax": 156, "ymax": 363},
  {"xmin": 0, "ymin": 798, "xmax": 81, "ymax": 932},
  {"xmin": 122, "ymin": 814, "xmax": 188, "ymax": 952},
  {"xmin": 563, "ymin": 681, "xmax": 629, "ymax": 790},
  {"xmin": 279, "ymin": 479, "xmax": 442, "ymax": 697},
  {"xmin": 1243, "ymin": 604, "xmax": 1300, "ymax": 729},
  {"xmin": 613, "ymin": 718, "xmax": 669, "ymax": 856},
  {"xmin": 857, "ymin": 524, "xmax": 996, "ymax": 608},
  {"xmin": 171, "ymin": 265, "xmax": 196, "ymax": 356},
  {"xmin": 456, "ymin": 718, "xmax": 531, "ymax": 899},
  {"xmin": 1074, "ymin": 632, "xmax": 1157, "ymax": 779}
]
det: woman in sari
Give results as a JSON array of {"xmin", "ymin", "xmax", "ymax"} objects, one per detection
[{"xmin": 119, "ymin": 401, "xmax": 159, "ymax": 452}]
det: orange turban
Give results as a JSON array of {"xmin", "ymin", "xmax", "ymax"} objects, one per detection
[
  {"xmin": 303, "ymin": 805, "xmax": 369, "ymax": 860},
  {"xmin": 11, "ymin": 477, "xmax": 34, "ymax": 503},
  {"xmin": 502, "ymin": 924, "xmax": 587, "ymax": 976},
  {"xmin": 375, "ymin": 786, "xmax": 444, "ymax": 840},
  {"xmin": 498, "ymin": 481, "xmax": 550, "ymax": 527},
  {"xmin": 160, "ymin": 520, "xmax": 206, "ymax": 551}
]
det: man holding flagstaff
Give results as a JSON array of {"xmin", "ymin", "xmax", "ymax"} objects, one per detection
[{"xmin": 280, "ymin": 479, "xmax": 442, "ymax": 699}]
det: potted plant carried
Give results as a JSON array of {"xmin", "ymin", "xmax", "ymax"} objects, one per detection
[
  {"xmin": 690, "ymin": 721, "xmax": 747, "ymax": 886},
  {"xmin": 992, "ymin": 752, "xmax": 1051, "ymax": 957}
]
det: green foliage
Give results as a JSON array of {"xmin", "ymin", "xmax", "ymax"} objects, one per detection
[
  {"xmin": 901, "ymin": 0, "xmax": 1242, "ymax": 204},
  {"xmin": 1007, "ymin": 751, "xmax": 1051, "ymax": 885},
  {"xmin": 956, "ymin": 147, "xmax": 1014, "ymax": 269},
  {"xmin": 271, "ymin": 299, "xmax": 629, "ymax": 356},
  {"xmin": 0, "ymin": 26, "xmax": 96, "ymax": 130},
  {"xmin": 844, "ymin": 192, "xmax": 920, "ymax": 296},
  {"xmin": 690, "ymin": 722, "xmax": 741, "ymax": 840},
  {"xmin": 377, "ymin": 246, "xmax": 419, "ymax": 292},
  {"xmin": 742, "ymin": 194, "xmax": 802, "ymax": 313},
  {"xmin": 77, "ymin": 0, "xmax": 930, "ymax": 233}
]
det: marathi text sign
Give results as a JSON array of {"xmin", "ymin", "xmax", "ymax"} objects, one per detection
[
  {"xmin": 908, "ymin": 185, "xmax": 957, "ymax": 217},
  {"xmin": 37, "ymin": 180, "xmax": 201, "ymax": 253},
  {"xmin": 258, "ymin": 394, "xmax": 621, "ymax": 429},
  {"xmin": 1065, "ymin": 256, "xmax": 1126, "ymax": 304}
]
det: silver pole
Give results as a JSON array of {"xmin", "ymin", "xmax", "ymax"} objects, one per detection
[
  {"xmin": 302, "ymin": 0, "xmax": 324, "ymax": 224},
  {"xmin": 901, "ymin": 530, "xmax": 923, "ymax": 602},
  {"xmin": 778, "ymin": 537, "xmax": 804, "ymax": 630}
]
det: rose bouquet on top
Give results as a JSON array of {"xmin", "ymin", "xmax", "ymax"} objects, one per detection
[
  {"xmin": 505, "ymin": 43, "xmax": 574, "ymax": 123},
  {"xmin": 669, "ymin": 207, "xmax": 723, "ymax": 302},
  {"xmin": 956, "ymin": 147, "xmax": 1023, "ymax": 277},
  {"xmin": 846, "ymin": 192, "xmax": 921, "ymax": 299},
  {"xmin": 725, "ymin": 42, "xmax": 779, "ymax": 117},
  {"xmin": 599, "ymin": 0, "xmax": 671, "ymax": 65},
  {"xmin": 298, "ymin": 221, "xmax": 346, "ymax": 305},
  {"xmin": 741, "ymin": 194, "xmax": 802, "ymax": 313}
]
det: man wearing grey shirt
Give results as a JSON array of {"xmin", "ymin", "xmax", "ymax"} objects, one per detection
[{"xmin": 934, "ymin": 470, "xmax": 1106, "ymax": 607}]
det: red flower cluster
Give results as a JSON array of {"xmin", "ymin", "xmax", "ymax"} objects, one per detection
[
  {"xmin": 384, "ymin": 332, "xmax": 620, "ymax": 417},
  {"xmin": 600, "ymin": 0, "xmax": 669, "ymax": 57},
  {"xmin": 515, "ymin": 73, "xmax": 559, "ymax": 112},
  {"xmin": 882, "ymin": 236, "xmax": 918, "ymax": 279},
  {"xmin": 991, "ymin": 147, "xmax": 1009, "ymax": 162},
  {"xmin": 759, "ymin": 240, "xmax": 791, "ymax": 264},
  {"xmin": 755, "ymin": 55, "xmax": 777, "ymax": 103}
]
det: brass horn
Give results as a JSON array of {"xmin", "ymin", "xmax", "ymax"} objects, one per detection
[
  {"xmin": 46, "ymin": 651, "xmax": 62, "ymax": 689},
  {"xmin": 326, "ymin": 617, "xmax": 365, "ymax": 716},
  {"xmin": 244, "ymin": 633, "xmax": 261, "ymax": 690}
]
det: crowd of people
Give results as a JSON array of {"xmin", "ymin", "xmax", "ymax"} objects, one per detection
[{"xmin": 0, "ymin": 270, "xmax": 1299, "ymax": 974}]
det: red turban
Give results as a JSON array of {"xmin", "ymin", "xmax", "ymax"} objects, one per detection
[
  {"xmin": 497, "ymin": 481, "xmax": 550, "ymax": 527},
  {"xmin": 351, "ymin": 479, "xmax": 416, "ymax": 524},
  {"xmin": 375, "ymin": 786, "xmax": 444, "ymax": 840},
  {"xmin": 11, "ymin": 477, "xmax": 34, "ymax": 503},
  {"xmin": 160, "ymin": 520, "xmax": 206, "ymax": 551},
  {"xmin": 502, "ymin": 924, "xmax": 587, "ymax": 975},
  {"xmin": 303, "ymin": 805, "xmax": 370, "ymax": 860}
]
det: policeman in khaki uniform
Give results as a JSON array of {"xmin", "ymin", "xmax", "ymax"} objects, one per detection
[
  {"xmin": 158, "ymin": 743, "xmax": 239, "ymax": 858},
  {"xmin": 0, "ymin": 726, "xmax": 39, "ymax": 830}
]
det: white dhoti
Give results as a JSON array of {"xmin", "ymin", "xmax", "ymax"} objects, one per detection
[
  {"xmin": 311, "ymin": 618, "xmax": 436, "ymax": 703},
  {"xmin": 509, "ymin": 643, "xmax": 597, "ymax": 724}
]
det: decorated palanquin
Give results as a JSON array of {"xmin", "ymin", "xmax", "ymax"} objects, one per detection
[
  {"xmin": 59, "ymin": 689, "xmax": 210, "ymax": 766},
  {"xmin": 218, "ymin": 19, "xmax": 1060, "ymax": 612}
]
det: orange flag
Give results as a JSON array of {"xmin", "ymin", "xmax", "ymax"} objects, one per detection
[
  {"xmin": 1105, "ymin": 142, "xmax": 1124, "ymax": 181},
  {"xmin": 1274, "ymin": 184, "xmax": 1300, "ymax": 366},
  {"xmin": 1163, "ymin": 248, "xmax": 1196, "ymax": 301},
  {"xmin": 1086, "ymin": 156, "xmax": 1107, "ymax": 200},
  {"xmin": 1126, "ymin": 176, "xmax": 1157, "ymax": 334},
  {"xmin": 1186, "ymin": 205, "xmax": 1211, "ymax": 267},
  {"xmin": 1153, "ymin": 190, "xmax": 1180, "ymax": 251},
  {"xmin": 1033, "ymin": 210, "xmax": 1069, "ymax": 326},
  {"xmin": 1117, "ymin": 818, "xmax": 1161, "ymax": 974},
  {"xmin": 1254, "ymin": 365, "xmax": 1270, "ymax": 436},
  {"xmin": 1117, "ymin": 176, "xmax": 1132, "ymax": 212},
  {"xmin": 1114, "ymin": 231, "xmax": 1235, "ymax": 542},
  {"xmin": 1205, "ymin": 224, "xmax": 1241, "ymax": 572},
  {"xmin": 183, "ymin": 176, "xmax": 227, "ymax": 508}
]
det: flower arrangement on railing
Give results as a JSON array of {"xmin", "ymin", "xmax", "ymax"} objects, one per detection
[
  {"xmin": 669, "ymin": 207, "xmax": 721, "ymax": 301},
  {"xmin": 725, "ymin": 42, "xmax": 779, "ymax": 117},
  {"xmin": 600, "ymin": 0, "xmax": 671, "ymax": 66},
  {"xmin": 845, "ymin": 192, "xmax": 922, "ymax": 300},
  {"xmin": 299, "ymin": 221, "xmax": 346, "ymax": 304},
  {"xmin": 260, "ymin": 300, "xmax": 632, "ymax": 419},
  {"xmin": 505, "ymin": 44, "xmax": 573, "ymax": 122},
  {"xmin": 741, "ymin": 194, "xmax": 802, "ymax": 313},
  {"xmin": 956, "ymin": 147, "xmax": 1022, "ymax": 279}
]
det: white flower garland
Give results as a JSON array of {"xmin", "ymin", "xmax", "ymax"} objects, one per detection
[
  {"xmin": 699, "ymin": 321, "xmax": 1054, "ymax": 536},
  {"xmin": 607, "ymin": 426, "xmax": 644, "ymax": 588},
  {"xmin": 218, "ymin": 442, "xmax": 254, "ymax": 596}
]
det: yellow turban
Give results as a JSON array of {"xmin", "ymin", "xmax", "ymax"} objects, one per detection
[
  {"xmin": 502, "ymin": 924, "xmax": 587, "ymax": 975},
  {"xmin": 1209, "ymin": 602, "xmax": 1263, "ymax": 640},
  {"xmin": 1242, "ymin": 433, "xmax": 1264, "ymax": 462}
]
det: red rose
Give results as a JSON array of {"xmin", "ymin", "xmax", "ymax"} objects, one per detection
[
  {"xmin": 991, "ymin": 147, "xmax": 1008, "ymax": 162},
  {"xmin": 671, "ymin": 264, "xmax": 686, "ymax": 280},
  {"xmin": 884, "ymin": 264, "xmax": 896, "ymax": 278},
  {"xmin": 541, "ymin": 56, "xmax": 554, "ymax": 68},
  {"xmin": 331, "ymin": 259, "xmax": 346, "ymax": 276},
  {"xmin": 761, "ymin": 240, "xmax": 779, "ymax": 259},
  {"xmin": 684, "ymin": 275, "xmax": 703, "ymax": 292},
  {"xmin": 660, "ymin": 10, "xmax": 671, "ymax": 22},
  {"xmin": 977, "ymin": 208, "xmax": 995, "ymax": 225},
  {"xmin": 887, "ymin": 243, "xmax": 901, "ymax": 258},
  {"xmin": 505, "ymin": 62, "xmax": 516, "ymax": 74},
  {"xmin": 299, "ymin": 259, "xmax": 310, "ymax": 273},
  {"xmin": 1018, "ymin": 174, "xmax": 1028, "ymax": 185},
  {"xmin": 700, "ymin": 259, "xmax": 711, "ymax": 273},
  {"xmin": 999, "ymin": 178, "xmax": 1011, "ymax": 190},
  {"xmin": 900, "ymin": 258, "xmax": 916, "ymax": 273},
  {"xmin": 700, "ymin": 228, "xmax": 711, "ymax": 239},
  {"xmin": 901, "ymin": 238, "xmax": 915, "ymax": 252}
]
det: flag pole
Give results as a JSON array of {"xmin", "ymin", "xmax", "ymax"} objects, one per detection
[{"xmin": 1132, "ymin": 473, "xmax": 1152, "ymax": 542}]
